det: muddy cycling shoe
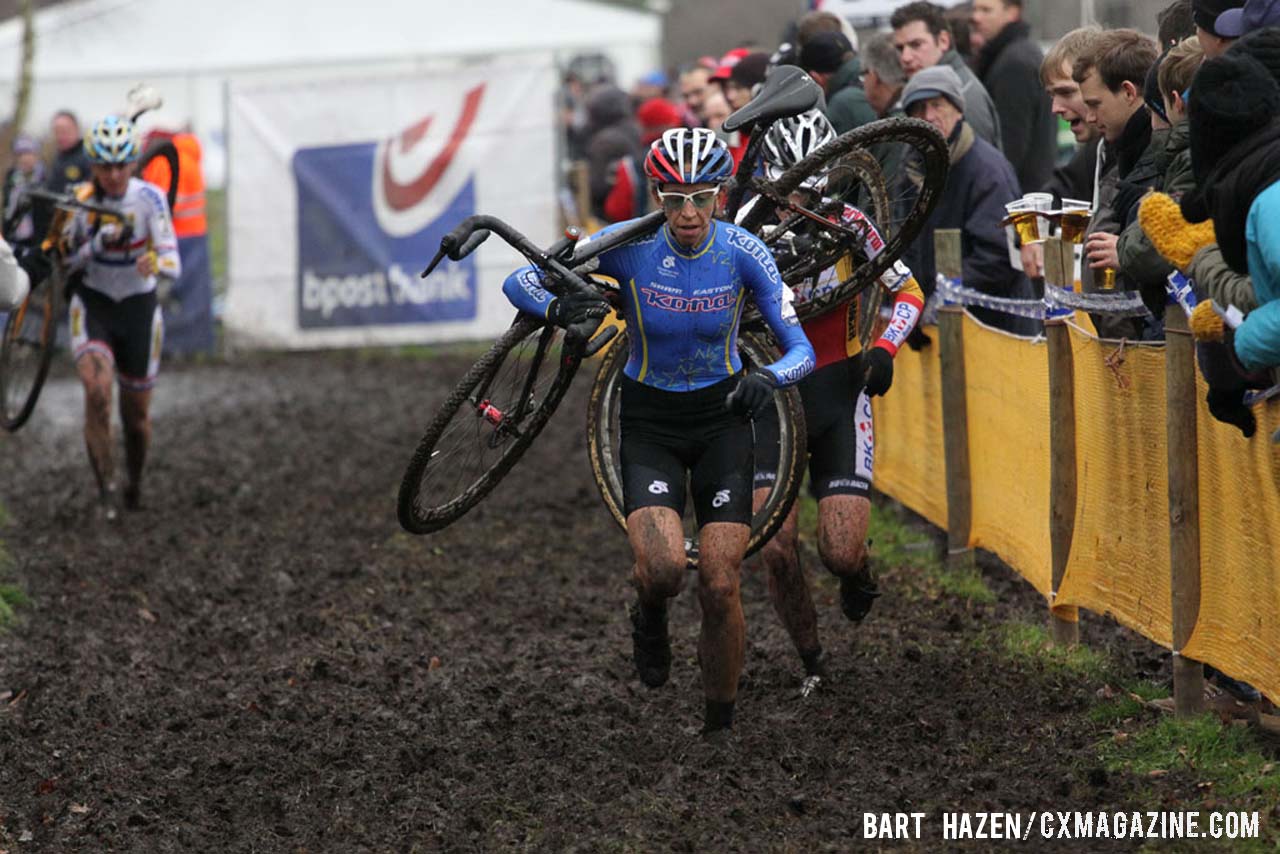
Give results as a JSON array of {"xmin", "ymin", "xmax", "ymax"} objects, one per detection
[
  {"xmin": 97, "ymin": 485, "xmax": 120, "ymax": 523},
  {"xmin": 123, "ymin": 482, "xmax": 143, "ymax": 512},
  {"xmin": 629, "ymin": 602, "xmax": 672, "ymax": 688},
  {"xmin": 839, "ymin": 571, "xmax": 881, "ymax": 623},
  {"xmin": 799, "ymin": 647, "xmax": 828, "ymax": 698}
]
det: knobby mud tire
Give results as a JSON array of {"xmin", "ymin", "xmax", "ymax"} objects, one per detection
[
  {"xmin": 397, "ymin": 316, "xmax": 581, "ymax": 534},
  {"xmin": 740, "ymin": 117, "xmax": 949, "ymax": 324},
  {"xmin": 585, "ymin": 329, "xmax": 806, "ymax": 565},
  {"xmin": 0, "ymin": 267, "xmax": 62, "ymax": 432}
]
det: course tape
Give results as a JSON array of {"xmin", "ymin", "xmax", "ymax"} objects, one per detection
[{"xmin": 937, "ymin": 275, "xmax": 1152, "ymax": 320}]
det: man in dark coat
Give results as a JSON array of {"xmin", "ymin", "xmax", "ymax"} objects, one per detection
[
  {"xmin": 46, "ymin": 110, "xmax": 92, "ymax": 195},
  {"xmin": 970, "ymin": 0, "xmax": 1057, "ymax": 192},
  {"xmin": 1073, "ymin": 29, "xmax": 1162, "ymax": 337},
  {"xmin": 900, "ymin": 66, "xmax": 1039, "ymax": 335}
]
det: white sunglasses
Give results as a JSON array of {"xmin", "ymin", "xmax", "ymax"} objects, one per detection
[{"xmin": 656, "ymin": 188, "xmax": 720, "ymax": 211}]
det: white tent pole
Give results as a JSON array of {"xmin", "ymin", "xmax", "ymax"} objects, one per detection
[{"xmin": 1081, "ymin": 0, "xmax": 1095, "ymax": 26}]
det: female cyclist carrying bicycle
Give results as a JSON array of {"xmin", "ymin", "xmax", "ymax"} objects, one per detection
[
  {"xmin": 501, "ymin": 128, "xmax": 815, "ymax": 735},
  {"xmin": 744, "ymin": 109, "xmax": 926, "ymax": 694}
]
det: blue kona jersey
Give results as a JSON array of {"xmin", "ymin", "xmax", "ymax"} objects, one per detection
[{"xmin": 502, "ymin": 219, "xmax": 815, "ymax": 392}]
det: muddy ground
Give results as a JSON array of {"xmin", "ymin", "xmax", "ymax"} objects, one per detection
[{"xmin": 0, "ymin": 349, "xmax": 1263, "ymax": 852}]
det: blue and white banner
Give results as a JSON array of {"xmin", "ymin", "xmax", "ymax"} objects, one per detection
[{"xmin": 225, "ymin": 58, "xmax": 557, "ymax": 348}]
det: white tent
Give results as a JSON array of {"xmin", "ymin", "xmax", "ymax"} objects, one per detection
[{"xmin": 0, "ymin": 0, "xmax": 661, "ymax": 185}]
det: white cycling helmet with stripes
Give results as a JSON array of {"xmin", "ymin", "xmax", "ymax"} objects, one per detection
[{"xmin": 761, "ymin": 109, "xmax": 837, "ymax": 184}]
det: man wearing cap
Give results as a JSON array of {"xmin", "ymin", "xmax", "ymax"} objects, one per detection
[
  {"xmin": 711, "ymin": 50, "xmax": 770, "ymax": 167},
  {"xmin": 798, "ymin": 32, "xmax": 877, "ymax": 134},
  {"xmin": 1193, "ymin": 0, "xmax": 1246, "ymax": 56},
  {"xmin": 890, "ymin": 1, "xmax": 1002, "ymax": 150},
  {"xmin": 899, "ymin": 65, "xmax": 1037, "ymax": 334},
  {"xmin": 1215, "ymin": 0, "xmax": 1280, "ymax": 40}
]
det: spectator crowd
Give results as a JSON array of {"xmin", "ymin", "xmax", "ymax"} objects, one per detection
[{"xmin": 560, "ymin": 0, "xmax": 1280, "ymax": 701}]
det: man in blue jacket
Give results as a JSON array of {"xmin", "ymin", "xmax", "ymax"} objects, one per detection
[{"xmin": 900, "ymin": 65, "xmax": 1039, "ymax": 334}]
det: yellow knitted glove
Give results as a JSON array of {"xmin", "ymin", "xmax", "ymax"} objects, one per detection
[
  {"xmin": 1138, "ymin": 192, "xmax": 1217, "ymax": 271},
  {"xmin": 1189, "ymin": 300, "xmax": 1225, "ymax": 342}
]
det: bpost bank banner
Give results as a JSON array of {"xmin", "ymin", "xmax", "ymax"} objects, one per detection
[{"xmin": 225, "ymin": 58, "xmax": 557, "ymax": 348}]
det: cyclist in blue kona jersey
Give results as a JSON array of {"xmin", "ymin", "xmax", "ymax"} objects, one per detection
[{"xmin": 503, "ymin": 127, "xmax": 815, "ymax": 734}]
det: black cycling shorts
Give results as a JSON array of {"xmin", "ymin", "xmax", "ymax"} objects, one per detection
[
  {"xmin": 619, "ymin": 373, "xmax": 754, "ymax": 527},
  {"xmin": 69, "ymin": 286, "xmax": 163, "ymax": 392},
  {"xmin": 753, "ymin": 355, "xmax": 873, "ymax": 500}
]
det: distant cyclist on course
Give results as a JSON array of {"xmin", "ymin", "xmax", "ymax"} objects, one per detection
[
  {"xmin": 65, "ymin": 115, "xmax": 180, "ymax": 518},
  {"xmin": 502, "ymin": 128, "xmax": 815, "ymax": 734},
  {"xmin": 745, "ymin": 110, "xmax": 924, "ymax": 693}
]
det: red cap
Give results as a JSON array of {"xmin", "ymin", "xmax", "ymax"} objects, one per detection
[
  {"xmin": 710, "ymin": 48, "xmax": 751, "ymax": 82},
  {"xmin": 637, "ymin": 98, "xmax": 685, "ymax": 144}
]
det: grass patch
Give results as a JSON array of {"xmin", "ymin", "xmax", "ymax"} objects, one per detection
[
  {"xmin": 870, "ymin": 501, "xmax": 995, "ymax": 604},
  {"xmin": 1088, "ymin": 680, "xmax": 1169, "ymax": 725},
  {"xmin": 1102, "ymin": 714, "xmax": 1280, "ymax": 802},
  {"xmin": 993, "ymin": 621, "xmax": 1114, "ymax": 682},
  {"xmin": 0, "ymin": 502, "xmax": 22, "ymax": 627}
]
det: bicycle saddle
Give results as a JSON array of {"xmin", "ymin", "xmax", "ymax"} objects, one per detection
[{"xmin": 722, "ymin": 65, "xmax": 823, "ymax": 133}]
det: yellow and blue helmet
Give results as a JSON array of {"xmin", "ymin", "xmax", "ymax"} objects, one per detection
[{"xmin": 83, "ymin": 115, "xmax": 140, "ymax": 164}]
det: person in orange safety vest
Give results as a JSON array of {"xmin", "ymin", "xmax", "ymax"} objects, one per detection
[{"xmin": 141, "ymin": 130, "xmax": 214, "ymax": 353}]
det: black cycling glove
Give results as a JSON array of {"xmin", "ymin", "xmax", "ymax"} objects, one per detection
[
  {"xmin": 546, "ymin": 291, "xmax": 609, "ymax": 329},
  {"xmin": 862, "ymin": 346, "xmax": 894, "ymax": 397},
  {"xmin": 727, "ymin": 370, "xmax": 776, "ymax": 420}
]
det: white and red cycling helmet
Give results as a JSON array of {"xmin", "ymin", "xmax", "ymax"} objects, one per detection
[{"xmin": 643, "ymin": 128, "xmax": 735, "ymax": 185}]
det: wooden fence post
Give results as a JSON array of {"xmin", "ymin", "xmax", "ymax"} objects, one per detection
[
  {"xmin": 935, "ymin": 229, "xmax": 973, "ymax": 572},
  {"xmin": 1043, "ymin": 238, "xmax": 1080, "ymax": 646},
  {"xmin": 1165, "ymin": 305, "xmax": 1205, "ymax": 717}
]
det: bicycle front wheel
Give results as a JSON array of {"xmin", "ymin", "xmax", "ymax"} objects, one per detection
[
  {"xmin": 397, "ymin": 316, "xmax": 582, "ymax": 534},
  {"xmin": 1, "ymin": 267, "xmax": 62, "ymax": 432},
  {"xmin": 742, "ymin": 117, "xmax": 949, "ymax": 324},
  {"xmin": 586, "ymin": 329, "xmax": 806, "ymax": 565}
]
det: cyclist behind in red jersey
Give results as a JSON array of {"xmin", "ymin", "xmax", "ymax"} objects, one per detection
[
  {"xmin": 64, "ymin": 115, "xmax": 180, "ymax": 519},
  {"xmin": 742, "ymin": 110, "xmax": 925, "ymax": 694},
  {"xmin": 503, "ymin": 129, "xmax": 815, "ymax": 734}
]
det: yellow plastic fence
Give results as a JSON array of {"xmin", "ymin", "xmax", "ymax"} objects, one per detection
[
  {"xmin": 871, "ymin": 332, "xmax": 948, "ymax": 529},
  {"xmin": 962, "ymin": 318, "xmax": 1053, "ymax": 598},
  {"xmin": 1055, "ymin": 327, "xmax": 1172, "ymax": 647},
  {"xmin": 872, "ymin": 312, "xmax": 1280, "ymax": 701},
  {"xmin": 1184, "ymin": 378, "xmax": 1280, "ymax": 697}
]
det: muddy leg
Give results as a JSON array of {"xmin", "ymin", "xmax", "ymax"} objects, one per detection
[
  {"xmin": 77, "ymin": 352, "xmax": 115, "ymax": 494},
  {"xmin": 118, "ymin": 387, "xmax": 152, "ymax": 508}
]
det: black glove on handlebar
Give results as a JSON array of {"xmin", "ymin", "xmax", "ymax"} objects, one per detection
[
  {"xmin": 861, "ymin": 346, "xmax": 894, "ymax": 397},
  {"xmin": 727, "ymin": 370, "xmax": 776, "ymax": 420},
  {"xmin": 546, "ymin": 291, "xmax": 610, "ymax": 329}
]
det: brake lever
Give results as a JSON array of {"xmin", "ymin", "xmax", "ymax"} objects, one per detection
[{"xmin": 420, "ymin": 247, "xmax": 447, "ymax": 279}]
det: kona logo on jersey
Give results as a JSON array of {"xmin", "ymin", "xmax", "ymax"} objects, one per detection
[
  {"xmin": 648, "ymin": 480, "xmax": 670, "ymax": 495},
  {"xmin": 773, "ymin": 356, "xmax": 814, "ymax": 384},
  {"xmin": 294, "ymin": 86, "xmax": 486, "ymax": 329},
  {"xmin": 711, "ymin": 489, "xmax": 732, "ymax": 508},
  {"xmin": 515, "ymin": 268, "xmax": 550, "ymax": 305},
  {"xmin": 641, "ymin": 288, "xmax": 737, "ymax": 313},
  {"xmin": 724, "ymin": 229, "xmax": 781, "ymax": 284}
]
